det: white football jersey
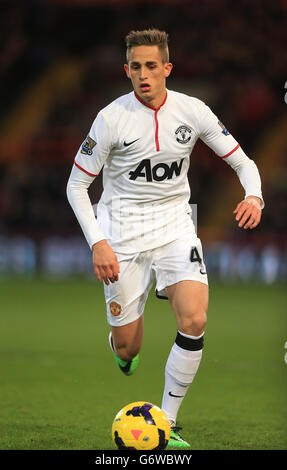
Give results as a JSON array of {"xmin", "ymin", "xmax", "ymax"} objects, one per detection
[{"xmin": 73, "ymin": 90, "xmax": 253, "ymax": 253}]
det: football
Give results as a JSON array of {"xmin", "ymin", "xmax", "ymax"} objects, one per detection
[{"xmin": 111, "ymin": 401, "xmax": 171, "ymax": 450}]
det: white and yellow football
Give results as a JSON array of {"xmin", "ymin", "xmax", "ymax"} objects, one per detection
[{"xmin": 112, "ymin": 401, "xmax": 170, "ymax": 450}]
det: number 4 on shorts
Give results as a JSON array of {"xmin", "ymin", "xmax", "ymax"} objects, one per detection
[
  {"xmin": 190, "ymin": 247, "xmax": 207, "ymax": 275},
  {"xmin": 190, "ymin": 247, "xmax": 202, "ymax": 263}
]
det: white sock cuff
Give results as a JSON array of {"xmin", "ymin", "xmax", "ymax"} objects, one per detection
[{"xmin": 178, "ymin": 330, "xmax": 204, "ymax": 340}]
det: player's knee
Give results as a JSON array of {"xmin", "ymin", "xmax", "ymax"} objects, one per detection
[
  {"xmin": 193, "ymin": 311, "xmax": 207, "ymax": 334},
  {"xmin": 180, "ymin": 310, "xmax": 207, "ymax": 336}
]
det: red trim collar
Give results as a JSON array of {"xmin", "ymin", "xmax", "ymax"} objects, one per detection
[{"xmin": 134, "ymin": 90, "xmax": 167, "ymax": 111}]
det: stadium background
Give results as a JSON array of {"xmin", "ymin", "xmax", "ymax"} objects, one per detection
[{"xmin": 0, "ymin": 0, "xmax": 286, "ymax": 451}]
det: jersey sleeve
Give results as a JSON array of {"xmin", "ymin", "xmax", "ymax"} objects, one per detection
[
  {"xmin": 66, "ymin": 164, "xmax": 106, "ymax": 249},
  {"xmin": 198, "ymin": 102, "xmax": 264, "ymax": 207},
  {"xmin": 198, "ymin": 104, "xmax": 239, "ymax": 158},
  {"xmin": 74, "ymin": 111, "xmax": 114, "ymax": 177}
]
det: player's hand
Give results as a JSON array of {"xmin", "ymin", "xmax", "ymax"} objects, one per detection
[
  {"xmin": 92, "ymin": 240, "xmax": 120, "ymax": 285},
  {"xmin": 233, "ymin": 196, "xmax": 262, "ymax": 230}
]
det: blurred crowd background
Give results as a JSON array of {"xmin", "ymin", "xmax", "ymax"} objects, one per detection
[{"xmin": 0, "ymin": 0, "xmax": 286, "ymax": 282}]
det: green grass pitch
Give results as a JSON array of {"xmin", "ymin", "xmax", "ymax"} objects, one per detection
[{"xmin": 0, "ymin": 278, "xmax": 286, "ymax": 450}]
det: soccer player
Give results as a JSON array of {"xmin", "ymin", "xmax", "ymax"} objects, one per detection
[{"xmin": 66, "ymin": 29, "xmax": 263, "ymax": 449}]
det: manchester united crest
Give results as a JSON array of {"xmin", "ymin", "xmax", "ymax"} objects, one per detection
[
  {"xmin": 110, "ymin": 302, "xmax": 122, "ymax": 316},
  {"xmin": 175, "ymin": 125, "xmax": 193, "ymax": 144}
]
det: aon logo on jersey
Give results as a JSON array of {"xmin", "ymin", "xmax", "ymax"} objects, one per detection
[{"xmin": 129, "ymin": 158, "xmax": 184, "ymax": 182}]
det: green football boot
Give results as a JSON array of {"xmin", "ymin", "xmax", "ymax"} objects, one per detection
[
  {"xmin": 108, "ymin": 332, "xmax": 139, "ymax": 376},
  {"xmin": 167, "ymin": 426, "xmax": 190, "ymax": 449}
]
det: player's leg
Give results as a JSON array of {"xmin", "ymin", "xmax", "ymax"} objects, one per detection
[
  {"xmin": 163, "ymin": 280, "xmax": 208, "ymax": 419},
  {"xmin": 105, "ymin": 251, "xmax": 154, "ymax": 375},
  {"xmin": 110, "ymin": 315, "xmax": 144, "ymax": 362},
  {"xmin": 154, "ymin": 234, "xmax": 208, "ymax": 447},
  {"xmin": 163, "ymin": 280, "xmax": 208, "ymax": 448},
  {"xmin": 167, "ymin": 279, "xmax": 208, "ymax": 336},
  {"xmin": 108, "ymin": 316, "xmax": 144, "ymax": 376}
]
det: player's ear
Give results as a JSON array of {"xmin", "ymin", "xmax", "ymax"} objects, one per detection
[
  {"xmin": 124, "ymin": 64, "xmax": 131, "ymax": 79},
  {"xmin": 164, "ymin": 62, "xmax": 173, "ymax": 78}
]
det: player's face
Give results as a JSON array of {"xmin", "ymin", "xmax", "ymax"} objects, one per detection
[{"xmin": 124, "ymin": 45, "xmax": 173, "ymax": 109}]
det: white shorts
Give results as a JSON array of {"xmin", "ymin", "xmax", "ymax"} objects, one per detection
[{"xmin": 104, "ymin": 233, "xmax": 208, "ymax": 327}]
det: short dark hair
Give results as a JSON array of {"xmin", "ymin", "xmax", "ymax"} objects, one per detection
[{"xmin": 125, "ymin": 29, "xmax": 169, "ymax": 63}]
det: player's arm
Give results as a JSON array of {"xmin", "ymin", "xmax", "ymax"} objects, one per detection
[
  {"xmin": 66, "ymin": 111, "xmax": 119, "ymax": 285},
  {"xmin": 225, "ymin": 150, "xmax": 263, "ymax": 229},
  {"xmin": 198, "ymin": 103, "xmax": 264, "ymax": 230},
  {"xmin": 66, "ymin": 165, "xmax": 119, "ymax": 285}
]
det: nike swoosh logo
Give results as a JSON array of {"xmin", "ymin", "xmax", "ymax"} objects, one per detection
[
  {"xmin": 200, "ymin": 269, "xmax": 207, "ymax": 275},
  {"xmin": 124, "ymin": 138, "xmax": 140, "ymax": 147},
  {"xmin": 168, "ymin": 392, "xmax": 184, "ymax": 398}
]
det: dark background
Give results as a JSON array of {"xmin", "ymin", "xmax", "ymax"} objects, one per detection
[{"xmin": 0, "ymin": 0, "xmax": 286, "ymax": 282}]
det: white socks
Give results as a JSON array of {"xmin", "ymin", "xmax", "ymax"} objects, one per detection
[{"xmin": 161, "ymin": 330, "xmax": 204, "ymax": 426}]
